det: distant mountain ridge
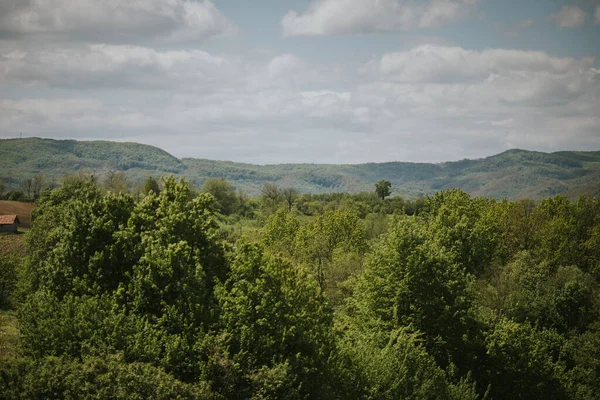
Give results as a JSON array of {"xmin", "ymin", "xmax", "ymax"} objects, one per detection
[{"xmin": 1, "ymin": 137, "xmax": 599, "ymax": 199}]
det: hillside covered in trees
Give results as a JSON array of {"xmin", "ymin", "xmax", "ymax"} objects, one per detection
[
  {"xmin": 2, "ymin": 137, "xmax": 600, "ymax": 199},
  {"xmin": 1, "ymin": 175, "xmax": 599, "ymax": 399}
]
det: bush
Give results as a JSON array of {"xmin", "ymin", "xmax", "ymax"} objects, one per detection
[{"xmin": 0, "ymin": 354, "xmax": 218, "ymax": 400}]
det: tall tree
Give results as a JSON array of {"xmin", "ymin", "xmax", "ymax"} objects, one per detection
[
  {"xmin": 22, "ymin": 178, "xmax": 33, "ymax": 199},
  {"xmin": 261, "ymin": 182, "xmax": 281, "ymax": 211},
  {"xmin": 201, "ymin": 178, "xmax": 238, "ymax": 215},
  {"xmin": 32, "ymin": 174, "xmax": 44, "ymax": 198},
  {"xmin": 375, "ymin": 180, "xmax": 391, "ymax": 200},
  {"xmin": 20, "ymin": 177, "xmax": 227, "ymax": 382},
  {"xmin": 281, "ymin": 187, "xmax": 298, "ymax": 211},
  {"xmin": 143, "ymin": 176, "xmax": 160, "ymax": 195},
  {"xmin": 352, "ymin": 216, "xmax": 478, "ymax": 372},
  {"xmin": 215, "ymin": 243, "xmax": 335, "ymax": 398},
  {"xmin": 103, "ymin": 170, "xmax": 129, "ymax": 193}
]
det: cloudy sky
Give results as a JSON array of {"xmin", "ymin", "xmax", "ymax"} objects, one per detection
[{"xmin": 1, "ymin": 0, "xmax": 599, "ymax": 164}]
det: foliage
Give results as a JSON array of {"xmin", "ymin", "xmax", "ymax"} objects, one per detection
[
  {"xmin": 375, "ymin": 179, "xmax": 391, "ymax": 200},
  {"xmin": 351, "ymin": 215, "xmax": 479, "ymax": 371},
  {"xmin": 143, "ymin": 176, "xmax": 160, "ymax": 195},
  {"xmin": 336, "ymin": 326, "xmax": 463, "ymax": 399},
  {"xmin": 4, "ymin": 138, "xmax": 600, "ymax": 199},
  {"xmin": 0, "ymin": 255, "xmax": 20, "ymax": 309},
  {"xmin": 3, "ymin": 175, "xmax": 600, "ymax": 399},
  {"xmin": 202, "ymin": 178, "xmax": 239, "ymax": 215},
  {"xmin": 0, "ymin": 354, "xmax": 217, "ymax": 399},
  {"xmin": 294, "ymin": 210, "xmax": 368, "ymax": 289},
  {"xmin": 213, "ymin": 243, "xmax": 334, "ymax": 398},
  {"xmin": 18, "ymin": 176, "xmax": 227, "ymax": 382},
  {"xmin": 484, "ymin": 319, "xmax": 567, "ymax": 399}
]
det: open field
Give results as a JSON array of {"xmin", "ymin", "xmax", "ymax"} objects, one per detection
[
  {"xmin": 0, "ymin": 233, "xmax": 26, "ymax": 256},
  {"xmin": 0, "ymin": 200, "xmax": 34, "ymax": 229}
]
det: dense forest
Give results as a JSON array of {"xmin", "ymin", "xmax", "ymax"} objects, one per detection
[
  {"xmin": 1, "ymin": 174, "xmax": 599, "ymax": 399},
  {"xmin": 2, "ymin": 137, "xmax": 600, "ymax": 199}
]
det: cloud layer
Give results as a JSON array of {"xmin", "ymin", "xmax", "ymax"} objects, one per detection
[
  {"xmin": 1, "ymin": 0, "xmax": 598, "ymax": 164},
  {"xmin": 2, "ymin": 38, "xmax": 598, "ymax": 163},
  {"xmin": 281, "ymin": 0, "xmax": 479, "ymax": 37},
  {"xmin": 0, "ymin": 0, "xmax": 236, "ymax": 43}
]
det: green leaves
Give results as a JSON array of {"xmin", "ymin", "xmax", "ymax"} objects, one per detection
[
  {"xmin": 374, "ymin": 180, "xmax": 391, "ymax": 200},
  {"xmin": 353, "ymin": 216, "xmax": 478, "ymax": 370},
  {"xmin": 10, "ymin": 180, "xmax": 600, "ymax": 399},
  {"xmin": 0, "ymin": 354, "xmax": 217, "ymax": 400},
  {"xmin": 215, "ymin": 243, "xmax": 334, "ymax": 398},
  {"xmin": 19, "ymin": 176, "xmax": 227, "ymax": 382}
]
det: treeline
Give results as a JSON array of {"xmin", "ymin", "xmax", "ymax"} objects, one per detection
[{"xmin": 1, "ymin": 175, "xmax": 599, "ymax": 399}]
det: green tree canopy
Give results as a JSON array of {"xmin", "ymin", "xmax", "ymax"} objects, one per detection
[
  {"xmin": 375, "ymin": 179, "xmax": 391, "ymax": 200},
  {"xmin": 202, "ymin": 177, "xmax": 238, "ymax": 215}
]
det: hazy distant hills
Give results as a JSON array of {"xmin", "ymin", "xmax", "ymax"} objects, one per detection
[{"xmin": 1, "ymin": 137, "xmax": 600, "ymax": 199}]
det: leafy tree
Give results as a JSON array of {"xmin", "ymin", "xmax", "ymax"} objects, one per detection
[
  {"xmin": 19, "ymin": 177, "xmax": 227, "ymax": 382},
  {"xmin": 375, "ymin": 180, "xmax": 391, "ymax": 200},
  {"xmin": 295, "ymin": 210, "xmax": 368, "ymax": 289},
  {"xmin": 214, "ymin": 243, "xmax": 335, "ymax": 399},
  {"xmin": 202, "ymin": 178, "xmax": 238, "ymax": 215},
  {"xmin": 422, "ymin": 189, "xmax": 497, "ymax": 276},
  {"xmin": 560, "ymin": 324, "xmax": 600, "ymax": 398},
  {"xmin": 336, "ymin": 326, "xmax": 477, "ymax": 400},
  {"xmin": 0, "ymin": 180, "xmax": 6, "ymax": 199},
  {"xmin": 351, "ymin": 216, "xmax": 479, "ymax": 372},
  {"xmin": 0, "ymin": 354, "xmax": 217, "ymax": 399},
  {"xmin": 142, "ymin": 176, "xmax": 160, "ymax": 195},
  {"xmin": 484, "ymin": 319, "xmax": 567, "ymax": 399},
  {"xmin": 262, "ymin": 209, "xmax": 300, "ymax": 257},
  {"xmin": 235, "ymin": 188, "xmax": 255, "ymax": 217},
  {"xmin": 533, "ymin": 195, "xmax": 600, "ymax": 278}
]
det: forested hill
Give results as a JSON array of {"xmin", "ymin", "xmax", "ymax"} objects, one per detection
[{"xmin": 2, "ymin": 137, "xmax": 600, "ymax": 199}]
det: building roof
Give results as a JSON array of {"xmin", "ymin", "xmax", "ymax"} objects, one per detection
[{"xmin": 0, "ymin": 215, "xmax": 19, "ymax": 225}]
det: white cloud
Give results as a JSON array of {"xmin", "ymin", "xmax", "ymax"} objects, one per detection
[
  {"xmin": 268, "ymin": 54, "xmax": 305, "ymax": 78},
  {"xmin": 352, "ymin": 45, "xmax": 600, "ymax": 158},
  {"xmin": 1, "ymin": 42, "xmax": 599, "ymax": 164},
  {"xmin": 281, "ymin": 0, "xmax": 478, "ymax": 37},
  {"xmin": 0, "ymin": 0, "xmax": 236, "ymax": 43},
  {"xmin": 595, "ymin": 5, "xmax": 600, "ymax": 24},
  {"xmin": 549, "ymin": 5, "xmax": 586, "ymax": 28},
  {"xmin": 378, "ymin": 45, "xmax": 584, "ymax": 83},
  {"xmin": 0, "ymin": 42, "xmax": 242, "ymax": 90}
]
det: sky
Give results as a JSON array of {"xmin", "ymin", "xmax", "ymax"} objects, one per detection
[{"xmin": 0, "ymin": 0, "xmax": 599, "ymax": 164}]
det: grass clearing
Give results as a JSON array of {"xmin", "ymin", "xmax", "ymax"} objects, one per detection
[
  {"xmin": 0, "ymin": 311, "xmax": 19, "ymax": 359},
  {"xmin": 0, "ymin": 233, "xmax": 26, "ymax": 256}
]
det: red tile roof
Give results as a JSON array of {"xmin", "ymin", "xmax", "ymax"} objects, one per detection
[{"xmin": 0, "ymin": 215, "xmax": 19, "ymax": 225}]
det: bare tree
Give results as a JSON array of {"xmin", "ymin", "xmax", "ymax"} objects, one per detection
[
  {"xmin": 281, "ymin": 187, "xmax": 298, "ymax": 211},
  {"xmin": 103, "ymin": 170, "xmax": 129, "ymax": 193},
  {"xmin": 33, "ymin": 174, "xmax": 44, "ymax": 198},
  {"xmin": 260, "ymin": 182, "xmax": 281, "ymax": 210},
  {"xmin": 22, "ymin": 178, "xmax": 33, "ymax": 199}
]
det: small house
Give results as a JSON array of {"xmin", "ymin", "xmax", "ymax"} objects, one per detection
[{"xmin": 0, "ymin": 215, "xmax": 20, "ymax": 233}]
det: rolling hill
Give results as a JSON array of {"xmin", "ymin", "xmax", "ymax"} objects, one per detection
[{"xmin": 1, "ymin": 137, "xmax": 599, "ymax": 199}]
